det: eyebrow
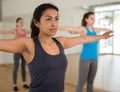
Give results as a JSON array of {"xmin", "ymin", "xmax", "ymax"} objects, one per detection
[{"xmin": 45, "ymin": 15, "xmax": 59, "ymax": 18}]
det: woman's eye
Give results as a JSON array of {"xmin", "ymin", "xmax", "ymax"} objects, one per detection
[
  {"xmin": 46, "ymin": 18, "xmax": 51, "ymax": 21},
  {"xmin": 56, "ymin": 18, "xmax": 59, "ymax": 21}
]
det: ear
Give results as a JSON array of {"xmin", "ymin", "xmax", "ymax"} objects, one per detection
[{"xmin": 33, "ymin": 19, "xmax": 39, "ymax": 27}]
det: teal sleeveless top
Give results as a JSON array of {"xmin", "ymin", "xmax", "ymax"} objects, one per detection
[{"xmin": 80, "ymin": 27, "xmax": 99, "ymax": 60}]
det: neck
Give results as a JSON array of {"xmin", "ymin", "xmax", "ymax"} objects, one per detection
[
  {"xmin": 38, "ymin": 35, "xmax": 54, "ymax": 44},
  {"xmin": 86, "ymin": 25, "xmax": 93, "ymax": 31}
]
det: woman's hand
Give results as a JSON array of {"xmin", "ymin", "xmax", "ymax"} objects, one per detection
[{"xmin": 101, "ymin": 31, "xmax": 113, "ymax": 39}]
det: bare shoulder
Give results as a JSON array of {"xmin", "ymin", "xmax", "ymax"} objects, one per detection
[
  {"xmin": 22, "ymin": 37, "xmax": 34, "ymax": 53},
  {"xmin": 79, "ymin": 26, "xmax": 87, "ymax": 35},
  {"xmin": 79, "ymin": 25, "xmax": 85, "ymax": 29},
  {"xmin": 55, "ymin": 36, "xmax": 66, "ymax": 42},
  {"xmin": 23, "ymin": 29, "xmax": 31, "ymax": 34},
  {"xmin": 16, "ymin": 37, "xmax": 34, "ymax": 48},
  {"xmin": 21, "ymin": 37, "xmax": 34, "ymax": 46},
  {"xmin": 55, "ymin": 36, "xmax": 67, "ymax": 47},
  {"xmin": 78, "ymin": 26, "xmax": 86, "ymax": 32}
]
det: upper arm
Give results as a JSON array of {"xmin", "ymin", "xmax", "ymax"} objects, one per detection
[
  {"xmin": 0, "ymin": 37, "xmax": 34, "ymax": 63},
  {"xmin": 56, "ymin": 35, "xmax": 102, "ymax": 49},
  {"xmin": 56, "ymin": 36, "xmax": 86, "ymax": 49},
  {"xmin": 0, "ymin": 29, "xmax": 15, "ymax": 34},
  {"xmin": 0, "ymin": 37, "xmax": 27, "ymax": 53},
  {"xmin": 56, "ymin": 36, "xmax": 85, "ymax": 49}
]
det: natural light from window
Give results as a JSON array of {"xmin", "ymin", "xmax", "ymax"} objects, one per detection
[{"xmin": 95, "ymin": 4, "xmax": 120, "ymax": 12}]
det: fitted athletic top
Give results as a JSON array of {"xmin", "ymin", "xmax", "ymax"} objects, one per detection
[
  {"xmin": 80, "ymin": 27, "xmax": 99, "ymax": 60},
  {"xmin": 15, "ymin": 30, "xmax": 26, "ymax": 38},
  {"xmin": 28, "ymin": 36, "xmax": 68, "ymax": 92}
]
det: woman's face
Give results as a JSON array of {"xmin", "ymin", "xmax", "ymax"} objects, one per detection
[
  {"xmin": 85, "ymin": 14, "xmax": 95, "ymax": 26},
  {"xmin": 17, "ymin": 19, "xmax": 24, "ymax": 28},
  {"xmin": 36, "ymin": 9, "xmax": 59, "ymax": 36}
]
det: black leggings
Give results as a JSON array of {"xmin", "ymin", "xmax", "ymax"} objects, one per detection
[{"xmin": 13, "ymin": 53, "xmax": 26, "ymax": 85}]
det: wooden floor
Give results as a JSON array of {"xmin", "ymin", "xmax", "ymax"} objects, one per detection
[{"xmin": 0, "ymin": 55, "xmax": 120, "ymax": 92}]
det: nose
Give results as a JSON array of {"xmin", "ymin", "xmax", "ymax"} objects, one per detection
[{"xmin": 51, "ymin": 20, "xmax": 58, "ymax": 27}]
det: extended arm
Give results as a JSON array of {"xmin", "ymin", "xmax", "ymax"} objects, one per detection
[
  {"xmin": 58, "ymin": 26, "xmax": 86, "ymax": 35},
  {"xmin": 0, "ymin": 38, "xmax": 26, "ymax": 53},
  {"xmin": 0, "ymin": 29, "xmax": 15, "ymax": 34},
  {"xmin": 57, "ymin": 31, "xmax": 113, "ymax": 49},
  {"xmin": 94, "ymin": 27, "xmax": 113, "ymax": 33},
  {"xmin": 0, "ymin": 37, "xmax": 33, "ymax": 63}
]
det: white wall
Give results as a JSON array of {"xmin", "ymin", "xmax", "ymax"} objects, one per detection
[
  {"xmin": 1, "ymin": 0, "xmax": 119, "ymax": 64},
  {"xmin": 0, "ymin": 0, "xmax": 87, "ymax": 64},
  {"xmin": 0, "ymin": 22, "xmax": 4, "ymax": 64},
  {"xmin": 2, "ymin": 6, "xmax": 87, "ymax": 55},
  {"xmin": 2, "ymin": 0, "xmax": 47, "ymax": 17},
  {"xmin": 0, "ymin": 22, "xmax": 14, "ymax": 64},
  {"xmin": 2, "ymin": 0, "xmax": 120, "ymax": 17},
  {"xmin": 57, "ymin": 7, "xmax": 87, "ymax": 54}
]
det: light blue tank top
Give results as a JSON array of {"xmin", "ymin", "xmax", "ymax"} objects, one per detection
[{"xmin": 80, "ymin": 27, "xmax": 99, "ymax": 60}]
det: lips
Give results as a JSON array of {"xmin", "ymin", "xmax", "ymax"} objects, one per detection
[{"xmin": 50, "ymin": 29, "xmax": 57, "ymax": 33}]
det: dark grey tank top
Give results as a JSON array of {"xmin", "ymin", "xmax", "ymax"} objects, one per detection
[{"xmin": 28, "ymin": 36, "xmax": 67, "ymax": 92}]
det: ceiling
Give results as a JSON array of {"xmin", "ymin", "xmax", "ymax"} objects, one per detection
[
  {"xmin": 2, "ymin": 0, "xmax": 120, "ymax": 9},
  {"xmin": 1, "ymin": 0, "xmax": 120, "ymax": 18},
  {"xmin": 50, "ymin": 0, "xmax": 120, "ymax": 9}
]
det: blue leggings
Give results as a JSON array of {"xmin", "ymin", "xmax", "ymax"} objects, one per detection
[
  {"xmin": 13, "ymin": 53, "xmax": 26, "ymax": 85},
  {"xmin": 76, "ymin": 59, "xmax": 98, "ymax": 92}
]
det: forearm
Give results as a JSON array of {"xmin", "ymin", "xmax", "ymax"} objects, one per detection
[
  {"xmin": 95, "ymin": 28, "xmax": 112, "ymax": 32},
  {"xmin": 101, "ymin": 28, "xmax": 112, "ymax": 31},
  {"xmin": 80, "ymin": 35, "xmax": 103, "ymax": 43},
  {"xmin": 61, "ymin": 31, "xmax": 112, "ymax": 49},
  {"xmin": 58, "ymin": 26, "xmax": 80, "ymax": 34},
  {"xmin": 62, "ymin": 35, "xmax": 103, "ymax": 49},
  {"xmin": 80, "ymin": 31, "xmax": 112, "ymax": 44}
]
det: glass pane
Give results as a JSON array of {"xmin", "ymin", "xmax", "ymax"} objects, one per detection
[
  {"xmin": 113, "ymin": 10, "xmax": 120, "ymax": 54},
  {"xmin": 95, "ymin": 12, "xmax": 113, "ymax": 54}
]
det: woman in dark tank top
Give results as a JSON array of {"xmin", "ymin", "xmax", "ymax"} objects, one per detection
[
  {"xmin": 28, "ymin": 37, "xmax": 67, "ymax": 92},
  {"xmin": 0, "ymin": 3, "xmax": 113, "ymax": 92}
]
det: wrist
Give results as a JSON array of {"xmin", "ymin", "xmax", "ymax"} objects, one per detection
[{"xmin": 98, "ymin": 35, "xmax": 104, "ymax": 39}]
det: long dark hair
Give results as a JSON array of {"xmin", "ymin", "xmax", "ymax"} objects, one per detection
[
  {"xmin": 31, "ymin": 3, "xmax": 59, "ymax": 38},
  {"xmin": 81, "ymin": 11, "xmax": 94, "ymax": 26}
]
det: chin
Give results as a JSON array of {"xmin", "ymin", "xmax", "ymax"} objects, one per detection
[
  {"xmin": 51, "ymin": 34, "xmax": 55, "ymax": 36},
  {"xmin": 49, "ymin": 33, "xmax": 55, "ymax": 36}
]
